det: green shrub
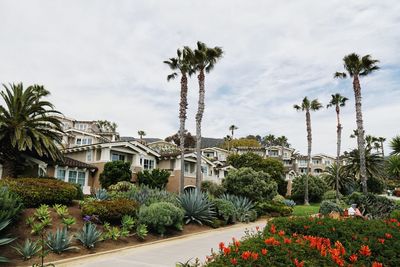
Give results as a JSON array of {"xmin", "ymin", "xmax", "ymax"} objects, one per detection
[
  {"xmin": 390, "ymin": 210, "xmax": 400, "ymax": 220},
  {"xmin": 367, "ymin": 176, "xmax": 386, "ymax": 193},
  {"xmin": 178, "ymin": 190, "xmax": 216, "ymax": 225},
  {"xmin": 319, "ymin": 200, "xmax": 343, "ymax": 215},
  {"xmin": 81, "ymin": 199, "xmax": 138, "ymax": 223},
  {"xmin": 0, "ymin": 178, "xmax": 77, "ymax": 207},
  {"xmin": 124, "ymin": 185, "xmax": 178, "ymax": 206},
  {"xmin": 75, "ymin": 223, "xmax": 102, "ymax": 249},
  {"xmin": 211, "ymin": 198, "xmax": 236, "ymax": 223},
  {"xmin": 220, "ymin": 194, "xmax": 255, "ymax": 222},
  {"xmin": 354, "ymin": 193, "xmax": 396, "ymax": 219},
  {"xmin": 201, "ymin": 181, "xmax": 225, "ymax": 197},
  {"xmin": 272, "ymin": 194, "xmax": 285, "ymax": 204},
  {"xmin": 137, "ymin": 169, "xmax": 170, "ymax": 189},
  {"xmin": 0, "ymin": 186, "xmax": 23, "ymax": 222},
  {"xmin": 322, "ymin": 190, "xmax": 343, "ymax": 201},
  {"xmin": 255, "ymin": 201, "xmax": 293, "ymax": 217},
  {"xmin": 108, "ymin": 181, "xmax": 136, "ymax": 192},
  {"xmin": 222, "ymin": 167, "xmax": 278, "ymax": 202},
  {"xmin": 72, "ymin": 183, "xmax": 84, "ymax": 200},
  {"xmin": 99, "ymin": 161, "xmax": 132, "ymax": 189},
  {"xmin": 291, "ymin": 174, "xmax": 329, "ymax": 203},
  {"xmin": 138, "ymin": 202, "xmax": 184, "ymax": 235}
]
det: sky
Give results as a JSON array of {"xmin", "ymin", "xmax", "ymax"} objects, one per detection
[{"xmin": 0, "ymin": 0, "xmax": 399, "ymax": 155}]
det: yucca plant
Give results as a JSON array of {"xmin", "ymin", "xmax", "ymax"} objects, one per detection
[
  {"xmin": 220, "ymin": 194, "xmax": 255, "ymax": 222},
  {"xmin": 178, "ymin": 190, "xmax": 216, "ymax": 225},
  {"xmin": 0, "ymin": 219, "xmax": 16, "ymax": 263},
  {"xmin": 12, "ymin": 239, "xmax": 42, "ymax": 260},
  {"xmin": 75, "ymin": 223, "xmax": 102, "ymax": 249},
  {"xmin": 47, "ymin": 227, "xmax": 78, "ymax": 254},
  {"xmin": 92, "ymin": 188, "xmax": 109, "ymax": 200},
  {"xmin": 0, "ymin": 186, "xmax": 23, "ymax": 222}
]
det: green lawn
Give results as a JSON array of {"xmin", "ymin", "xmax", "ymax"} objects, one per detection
[{"xmin": 292, "ymin": 203, "xmax": 320, "ymax": 216}]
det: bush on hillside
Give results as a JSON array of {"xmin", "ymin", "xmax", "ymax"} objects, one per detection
[
  {"xmin": 366, "ymin": 176, "xmax": 386, "ymax": 194},
  {"xmin": 0, "ymin": 178, "xmax": 77, "ymax": 207},
  {"xmin": 353, "ymin": 193, "xmax": 396, "ymax": 219},
  {"xmin": 255, "ymin": 201, "xmax": 293, "ymax": 217},
  {"xmin": 0, "ymin": 186, "xmax": 23, "ymax": 222},
  {"xmin": 99, "ymin": 161, "xmax": 132, "ymax": 189},
  {"xmin": 201, "ymin": 181, "xmax": 225, "ymax": 197},
  {"xmin": 211, "ymin": 198, "xmax": 236, "ymax": 224},
  {"xmin": 81, "ymin": 199, "xmax": 138, "ymax": 223},
  {"xmin": 272, "ymin": 194, "xmax": 286, "ymax": 204},
  {"xmin": 222, "ymin": 167, "xmax": 277, "ymax": 202},
  {"xmin": 137, "ymin": 169, "xmax": 170, "ymax": 189},
  {"xmin": 291, "ymin": 175, "xmax": 329, "ymax": 203},
  {"xmin": 319, "ymin": 200, "xmax": 343, "ymax": 215},
  {"xmin": 322, "ymin": 190, "xmax": 343, "ymax": 201}
]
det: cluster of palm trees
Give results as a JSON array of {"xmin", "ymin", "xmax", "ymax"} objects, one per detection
[
  {"xmin": 294, "ymin": 53, "xmax": 380, "ymax": 204},
  {"xmin": 164, "ymin": 41, "xmax": 224, "ymax": 194}
]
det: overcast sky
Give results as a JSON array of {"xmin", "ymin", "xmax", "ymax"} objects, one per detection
[{"xmin": 1, "ymin": 1, "xmax": 399, "ymax": 155}]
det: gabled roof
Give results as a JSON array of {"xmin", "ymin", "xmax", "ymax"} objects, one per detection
[
  {"xmin": 201, "ymin": 147, "xmax": 231, "ymax": 153},
  {"xmin": 120, "ymin": 137, "xmax": 162, "ymax": 143},
  {"xmin": 64, "ymin": 129, "xmax": 107, "ymax": 139},
  {"xmin": 57, "ymin": 157, "xmax": 98, "ymax": 170}
]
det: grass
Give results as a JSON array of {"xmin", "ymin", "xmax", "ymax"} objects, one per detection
[{"xmin": 293, "ymin": 203, "xmax": 320, "ymax": 216}]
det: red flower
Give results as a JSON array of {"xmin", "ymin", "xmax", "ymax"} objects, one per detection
[
  {"xmin": 294, "ymin": 258, "xmax": 304, "ymax": 267},
  {"xmin": 241, "ymin": 251, "xmax": 251, "ymax": 260},
  {"xmin": 385, "ymin": 233, "xmax": 393, "ymax": 239},
  {"xmin": 284, "ymin": 238, "xmax": 292, "ymax": 244},
  {"xmin": 349, "ymin": 254, "xmax": 358, "ymax": 263},
  {"xmin": 372, "ymin": 262, "xmax": 383, "ymax": 267},
  {"xmin": 264, "ymin": 237, "xmax": 280, "ymax": 246},
  {"xmin": 230, "ymin": 258, "xmax": 238, "ymax": 265},
  {"xmin": 270, "ymin": 224, "xmax": 276, "ymax": 234},
  {"xmin": 219, "ymin": 242, "xmax": 225, "ymax": 250},
  {"xmin": 292, "ymin": 233, "xmax": 298, "ymax": 238},
  {"xmin": 278, "ymin": 230, "xmax": 285, "ymax": 236},
  {"xmin": 304, "ymin": 225, "xmax": 310, "ymax": 230},
  {"xmin": 223, "ymin": 247, "xmax": 231, "ymax": 255},
  {"xmin": 359, "ymin": 245, "xmax": 371, "ymax": 257},
  {"xmin": 251, "ymin": 252, "xmax": 259, "ymax": 260},
  {"xmin": 261, "ymin": 248, "xmax": 268, "ymax": 255},
  {"xmin": 378, "ymin": 238, "xmax": 385, "ymax": 244}
]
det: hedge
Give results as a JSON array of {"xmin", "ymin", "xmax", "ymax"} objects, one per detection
[
  {"xmin": 81, "ymin": 199, "xmax": 138, "ymax": 223},
  {"xmin": 0, "ymin": 178, "xmax": 77, "ymax": 207}
]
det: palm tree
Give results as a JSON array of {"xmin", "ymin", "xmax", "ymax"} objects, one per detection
[
  {"xmin": 263, "ymin": 134, "xmax": 276, "ymax": 146},
  {"xmin": 0, "ymin": 83, "xmax": 63, "ymax": 177},
  {"xmin": 334, "ymin": 53, "xmax": 380, "ymax": 193},
  {"xmin": 343, "ymin": 147, "xmax": 384, "ymax": 182},
  {"xmin": 276, "ymin": 135, "xmax": 289, "ymax": 159},
  {"xmin": 293, "ymin": 97, "xmax": 322, "ymax": 205},
  {"xmin": 390, "ymin": 135, "xmax": 400, "ymax": 155},
  {"xmin": 137, "ymin": 130, "xmax": 146, "ymax": 141},
  {"xmin": 229, "ymin": 125, "xmax": 238, "ymax": 139},
  {"xmin": 377, "ymin": 137, "xmax": 386, "ymax": 157},
  {"xmin": 322, "ymin": 163, "xmax": 355, "ymax": 195},
  {"xmin": 326, "ymin": 93, "xmax": 348, "ymax": 201},
  {"xmin": 190, "ymin": 41, "xmax": 223, "ymax": 189},
  {"xmin": 386, "ymin": 155, "xmax": 400, "ymax": 179},
  {"xmin": 164, "ymin": 48, "xmax": 194, "ymax": 194}
]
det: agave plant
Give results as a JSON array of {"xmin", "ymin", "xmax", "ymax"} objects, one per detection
[
  {"xmin": 75, "ymin": 223, "xmax": 102, "ymax": 249},
  {"xmin": 178, "ymin": 190, "xmax": 216, "ymax": 225},
  {"xmin": 0, "ymin": 220, "xmax": 16, "ymax": 263},
  {"xmin": 220, "ymin": 194, "xmax": 255, "ymax": 222},
  {"xmin": 92, "ymin": 188, "xmax": 109, "ymax": 200},
  {"xmin": 47, "ymin": 227, "xmax": 78, "ymax": 254},
  {"xmin": 12, "ymin": 239, "xmax": 42, "ymax": 260}
]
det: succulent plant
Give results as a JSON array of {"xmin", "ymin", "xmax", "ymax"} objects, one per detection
[{"xmin": 178, "ymin": 190, "xmax": 216, "ymax": 225}]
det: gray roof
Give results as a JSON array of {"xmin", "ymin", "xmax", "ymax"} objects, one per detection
[{"xmin": 120, "ymin": 137, "xmax": 162, "ymax": 143}]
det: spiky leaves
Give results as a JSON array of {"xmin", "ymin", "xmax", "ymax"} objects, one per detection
[
  {"xmin": 178, "ymin": 189, "xmax": 216, "ymax": 225},
  {"xmin": 75, "ymin": 223, "xmax": 102, "ymax": 249},
  {"xmin": 390, "ymin": 135, "xmax": 400, "ymax": 155}
]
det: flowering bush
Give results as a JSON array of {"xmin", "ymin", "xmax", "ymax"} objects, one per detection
[{"xmin": 204, "ymin": 217, "xmax": 400, "ymax": 266}]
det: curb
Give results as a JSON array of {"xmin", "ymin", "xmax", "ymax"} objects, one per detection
[{"xmin": 49, "ymin": 220, "xmax": 267, "ymax": 266}]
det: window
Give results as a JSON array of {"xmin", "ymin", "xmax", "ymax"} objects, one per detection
[
  {"xmin": 86, "ymin": 151, "xmax": 93, "ymax": 162},
  {"xmin": 184, "ymin": 162, "xmax": 195, "ymax": 173},
  {"xmin": 312, "ymin": 160, "xmax": 321, "ymax": 165},
  {"xmin": 76, "ymin": 123, "xmax": 87, "ymax": 131},
  {"xmin": 143, "ymin": 159, "xmax": 154, "ymax": 170},
  {"xmin": 68, "ymin": 171, "xmax": 77, "ymax": 183},
  {"xmin": 77, "ymin": 138, "xmax": 92, "ymax": 145},
  {"xmin": 56, "ymin": 169, "xmax": 66, "ymax": 181},
  {"xmin": 68, "ymin": 170, "xmax": 86, "ymax": 187},
  {"xmin": 201, "ymin": 166, "xmax": 208, "ymax": 174},
  {"xmin": 76, "ymin": 138, "xmax": 82, "ymax": 145},
  {"xmin": 111, "ymin": 153, "xmax": 125, "ymax": 162},
  {"xmin": 77, "ymin": 172, "xmax": 85, "ymax": 187}
]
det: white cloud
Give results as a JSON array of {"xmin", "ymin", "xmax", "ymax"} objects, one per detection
[{"xmin": 0, "ymin": 0, "xmax": 399, "ymax": 154}]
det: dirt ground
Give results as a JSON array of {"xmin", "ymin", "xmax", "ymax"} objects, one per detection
[{"xmin": 2, "ymin": 202, "xmax": 213, "ymax": 267}]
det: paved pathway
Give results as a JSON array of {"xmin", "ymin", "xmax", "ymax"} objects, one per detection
[{"xmin": 59, "ymin": 221, "xmax": 266, "ymax": 267}]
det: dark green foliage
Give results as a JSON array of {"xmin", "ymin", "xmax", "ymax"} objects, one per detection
[
  {"xmin": 322, "ymin": 190, "xmax": 343, "ymax": 201},
  {"xmin": 366, "ymin": 175, "xmax": 385, "ymax": 193},
  {"xmin": 201, "ymin": 181, "xmax": 225, "ymax": 197},
  {"xmin": 211, "ymin": 198, "xmax": 236, "ymax": 223},
  {"xmin": 99, "ymin": 161, "xmax": 132, "ymax": 189},
  {"xmin": 137, "ymin": 169, "xmax": 170, "ymax": 189},
  {"xmin": 92, "ymin": 188, "xmax": 109, "ymax": 200},
  {"xmin": 387, "ymin": 155, "xmax": 400, "ymax": 179},
  {"xmin": 46, "ymin": 227, "xmax": 77, "ymax": 254},
  {"xmin": 138, "ymin": 202, "xmax": 184, "ymax": 235},
  {"xmin": 352, "ymin": 193, "xmax": 396, "ymax": 219},
  {"xmin": 291, "ymin": 175, "xmax": 329, "ymax": 203},
  {"xmin": 227, "ymin": 153, "xmax": 286, "ymax": 195},
  {"xmin": 108, "ymin": 181, "xmax": 136, "ymax": 192},
  {"xmin": 222, "ymin": 167, "xmax": 277, "ymax": 202},
  {"xmin": 319, "ymin": 200, "xmax": 343, "ymax": 215},
  {"xmin": 0, "ymin": 220, "xmax": 16, "ymax": 263},
  {"xmin": 0, "ymin": 186, "xmax": 23, "ymax": 222},
  {"xmin": 255, "ymin": 201, "xmax": 293, "ymax": 217},
  {"xmin": 122, "ymin": 185, "xmax": 178, "ymax": 206},
  {"xmin": 220, "ymin": 194, "xmax": 255, "ymax": 222},
  {"xmin": 390, "ymin": 210, "xmax": 400, "ymax": 220},
  {"xmin": 0, "ymin": 178, "xmax": 77, "ymax": 207},
  {"xmin": 71, "ymin": 183, "xmax": 84, "ymax": 200},
  {"xmin": 75, "ymin": 223, "xmax": 102, "ymax": 249},
  {"xmin": 178, "ymin": 190, "xmax": 216, "ymax": 225},
  {"xmin": 81, "ymin": 199, "xmax": 138, "ymax": 223}
]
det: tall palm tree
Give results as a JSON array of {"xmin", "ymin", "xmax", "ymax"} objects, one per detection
[
  {"xmin": 0, "ymin": 83, "xmax": 63, "ymax": 177},
  {"xmin": 190, "ymin": 41, "xmax": 223, "ymax": 189},
  {"xmin": 322, "ymin": 163, "xmax": 355, "ymax": 195},
  {"xmin": 387, "ymin": 155, "xmax": 400, "ymax": 179},
  {"xmin": 164, "ymin": 48, "xmax": 194, "ymax": 194},
  {"xmin": 276, "ymin": 135, "xmax": 289, "ymax": 158},
  {"xmin": 334, "ymin": 53, "xmax": 380, "ymax": 193},
  {"xmin": 229, "ymin": 125, "xmax": 238, "ymax": 139},
  {"xmin": 326, "ymin": 93, "xmax": 348, "ymax": 201},
  {"xmin": 390, "ymin": 135, "xmax": 400, "ymax": 155},
  {"xmin": 294, "ymin": 97, "xmax": 322, "ymax": 205},
  {"xmin": 137, "ymin": 130, "xmax": 146, "ymax": 141},
  {"xmin": 377, "ymin": 137, "xmax": 386, "ymax": 157},
  {"xmin": 263, "ymin": 134, "xmax": 276, "ymax": 146}
]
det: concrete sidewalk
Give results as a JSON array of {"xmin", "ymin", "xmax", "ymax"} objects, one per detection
[{"xmin": 58, "ymin": 221, "xmax": 266, "ymax": 267}]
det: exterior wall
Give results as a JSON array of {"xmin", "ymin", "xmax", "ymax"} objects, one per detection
[{"xmin": 166, "ymin": 170, "xmax": 196, "ymax": 193}]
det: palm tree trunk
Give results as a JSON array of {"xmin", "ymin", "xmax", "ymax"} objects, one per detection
[
  {"xmin": 380, "ymin": 141, "xmax": 385, "ymax": 158},
  {"xmin": 305, "ymin": 110, "xmax": 312, "ymax": 205},
  {"xmin": 195, "ymin": 69, "xmax": 205, "ymax": 189},
  {"xmin": 353, "ymin": 75, "xmax": 368, "ymax": 194},
  {"xmin": 179, "ymin": 73, "xmax": 188, "ymax": 194},
  {"xmin": 335, "ymin": 106, "xmax": 342, "ymax": 202},
  {"xmin": 0, "ymin": 146, "xmax": 19, "ymax": 178}
]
